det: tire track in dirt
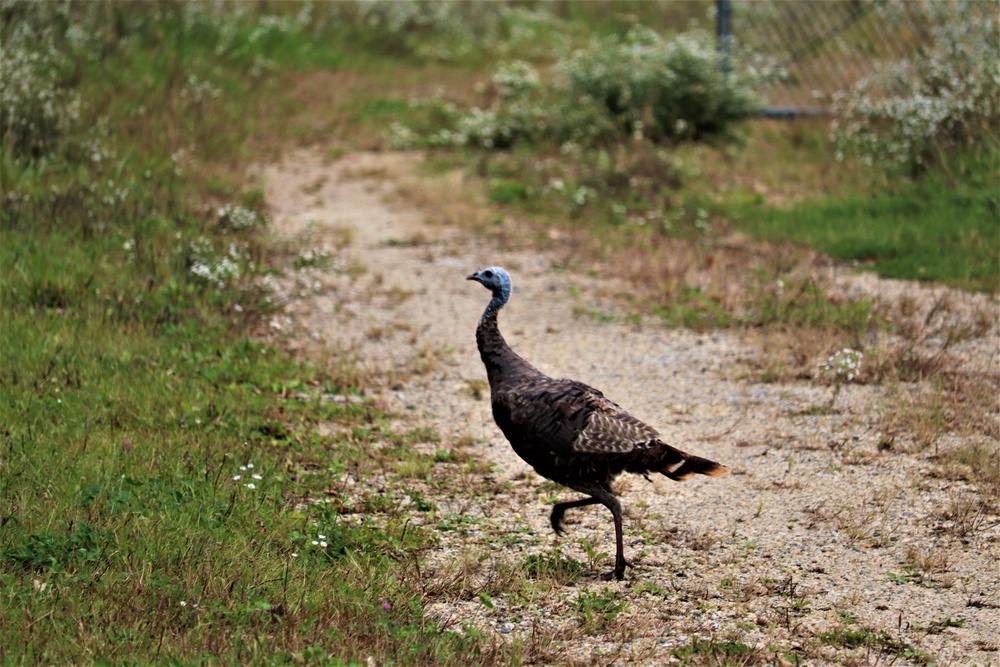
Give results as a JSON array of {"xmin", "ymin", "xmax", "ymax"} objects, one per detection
[{"xmin": 261, "ymin": 149, "xmax": 999, "ymax": 665}]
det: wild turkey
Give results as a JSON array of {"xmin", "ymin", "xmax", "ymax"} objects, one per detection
[{"xmin": 468, "ymin": 266, "xmax": 729, "ymax": 581}]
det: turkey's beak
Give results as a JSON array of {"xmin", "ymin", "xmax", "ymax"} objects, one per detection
[{"xmin": 466, "ymin": 272, "xmax": 478, "ymax": 281}]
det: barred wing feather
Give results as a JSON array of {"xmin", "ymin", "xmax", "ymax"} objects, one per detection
[{"xmin": 496, "ymin": 377, "xmax": 659, "ymax": 455}]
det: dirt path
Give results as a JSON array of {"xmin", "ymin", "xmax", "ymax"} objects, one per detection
[{"xmin": 261, "ymin": 150, "xmax": 999, "ymax": 665}]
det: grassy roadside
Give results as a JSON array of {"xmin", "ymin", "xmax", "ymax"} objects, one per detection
[
  {"xmin": 0, "ymin": 5, "xmax": 501, "ymax": 663},
  {"xmin": 730, "ymin": 147, "xmax": 999, "ymax": 292}
]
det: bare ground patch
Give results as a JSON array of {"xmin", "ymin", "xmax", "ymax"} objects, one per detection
[{"xmin": 259, "ymin": 149, "xmax": 999, "ymax": 665}]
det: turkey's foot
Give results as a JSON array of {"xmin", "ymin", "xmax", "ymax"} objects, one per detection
[{"xmin": 599, "ymin": 558, "xmax": 633, "ymax": 581}]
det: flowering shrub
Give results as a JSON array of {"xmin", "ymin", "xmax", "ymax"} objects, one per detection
[
  {"xmin": 1, "ymin": 21, "xmax": 82, "ymax": 158},
  {"xmin": 188, "ymin": 238, "xmax": 253, "ymax": 288},
  {"xmin": 818, "ymin": 347, "xmax": 865, "ymax": 411},
  {"xmin": 218, "ymin": 205, "xmax": 265, "ymax": 232},
  {"xmin": 832, "ymin": 5, "xmax": 999, "ymax": 171},
  {"xmin": 393, "ymin": 27, "xmax": 763, "ymax": 150},
  {"xmin": 493, "ymin": 60, "xmax": 541, "ymax": 102},
  {"xmin": 819, "ymin": 348, "xmax": 864, "ymax": 383},
  {"xmin": 558, "ymin": 27, "xmax": 763, "ymax": 142},
  {"xmin": 426, "ymin": 60, "xmax": 548, "ymax": 149}
]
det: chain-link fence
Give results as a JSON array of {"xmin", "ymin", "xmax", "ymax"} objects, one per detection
[{"xmin": 715, "ymin": 0, "xmax": 999, "ymax": 115}]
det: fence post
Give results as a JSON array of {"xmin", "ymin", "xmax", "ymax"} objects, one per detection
[{"xmin": 717, "ymin": 0, "xmax": 732, "ymax": 77}]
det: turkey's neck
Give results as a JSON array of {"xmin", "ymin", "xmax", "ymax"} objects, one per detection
[{"xmin": 476, "ymin": 306, "xmax": 539, "ymax": 390}]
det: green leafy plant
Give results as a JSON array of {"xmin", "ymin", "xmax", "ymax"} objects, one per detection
[
  {"xmin": 579, "ymin": 538, "xmax": 610, "ymax": 575},
  {"xmin": 3, "ymin": 523, "xmax": 106, "ymax": 571},
  {"xmin": 573, "ymin": 588, "xmax": 628, "ymax": 633}
]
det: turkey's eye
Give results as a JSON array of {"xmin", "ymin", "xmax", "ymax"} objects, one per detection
[{"xmin": 483, "ymin": 270, "xmax": 494, "ymax": 278}]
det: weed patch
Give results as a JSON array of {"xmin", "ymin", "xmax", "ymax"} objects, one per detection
[
  {"xmin": 819, "ymin": 625, "xmax": 935, "ymax": 665},
  {"xmin": 574, "ymin": 587, "xmax": 629, "ymax": 634},
  {"xmin": 522, "ymin": 549, "xmax": 589, "ymax": 584},
  {"xmin": 672, "ymin": 638, "xmax": 761, "ymax": 666}
]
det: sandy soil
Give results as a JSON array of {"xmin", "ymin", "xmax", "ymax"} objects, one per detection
[{"xmin": 260, "ymin": 149, "xmax": 999, "ymax": 666}]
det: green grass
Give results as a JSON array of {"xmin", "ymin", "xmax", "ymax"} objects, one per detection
[
  {"xmin": 671, "ymin": 638, "xmax": 759, "ymax": 665},
  {"xmin": 731, "ymin": 150, "xmax": 999, "ymax": 292},
  {"xmin": 0, "ymin": 290, "xmax": 479, "ymax": 663},
  {"xmin": 0, "ymin": 5, "xmax": 495, "ymax": 663},
  {"xmin": 489, "ymin": 179, "xmax": 532, "ymax": 204},
  {"xmin": 0, "ymin": 228, "xmax": 484, "ymax": 661},
  {"xmin": 818, "ymin": 625, "xmax": 935, "ymax": 664},
  {"xmin": 573, "ymin": 588, "xmax": 629, "ymax": 634}
]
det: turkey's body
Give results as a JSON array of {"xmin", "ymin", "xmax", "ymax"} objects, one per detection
[{"xmin": 469, "ymin": 267, "xmax": 728, "ymax": 580}]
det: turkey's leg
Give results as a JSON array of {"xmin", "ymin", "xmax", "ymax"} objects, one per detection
[
  {"xmin": 568, "ymin": 482, "xmax": 631, "ymax": 580},
  {"xmin": 601, "ymin": 493, "xmax": 629, "ymax": 581},
  {"xmin": 550, "ymin": 496, "xmax": 601, "ymax": 535}
]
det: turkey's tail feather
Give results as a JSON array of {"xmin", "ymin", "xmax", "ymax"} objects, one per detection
[
  {"xmin": 662, "ymin": 454, "xmax": 730, "ymax": 481},
  {"xmin": 626, "ymin": 441, "xmax": 730, "ymax": 481}
]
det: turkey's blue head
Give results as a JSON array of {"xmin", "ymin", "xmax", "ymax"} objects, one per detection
[{"xmin": 468, "ymin": 266, "xmax": 512, "ymax": 316}]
